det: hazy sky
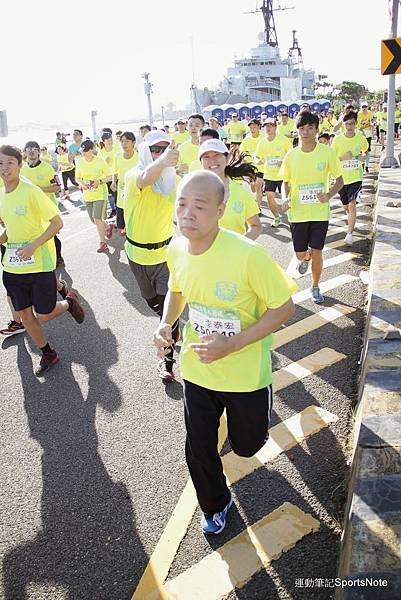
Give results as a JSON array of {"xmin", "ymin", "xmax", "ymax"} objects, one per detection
[{"xmin": 1, "ymin": 0, "xmax": 399, "ymax": 126}]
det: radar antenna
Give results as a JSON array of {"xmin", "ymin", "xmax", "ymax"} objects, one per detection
[
  {"xmin": 244, "ymin": 1, "xmax": 294, "ymax": 47},
  {"xmin": 288, "ymin": 29, "xmax": 304, "ymax": 68}
]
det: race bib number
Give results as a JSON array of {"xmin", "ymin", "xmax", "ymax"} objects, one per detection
[
  {"xmin": 267, "ymin": 157, "xmax": 281, "ymax": 167},
  {"xmin": 343, "ymin": 159, "xmax": 360, "ymax": 171},
  {"xmin": 189, "ymin": 304, "xmax": 241, "ymax": 337},
  {"xmin": 7, "ymin": 244, "xmax": 35, "ymax": 267},
  {"xmin": 298, "ymin": 183, "xmax": 324, "ymax": 205}
]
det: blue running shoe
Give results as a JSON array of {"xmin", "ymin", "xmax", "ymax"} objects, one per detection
[
  {"xmin": 311, "ymin": 286, "xmax": 324, "ymax": 304},
  {"xmin": 297, "ymin": 258, "xmax": 310, "ymax": 275},
  {"xmin": 201, "ymin": 494, "xmax": 233, "ymax": 535}
]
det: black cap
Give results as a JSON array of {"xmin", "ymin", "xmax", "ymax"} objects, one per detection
[
  {"xmin": 24, "ymin": 141, "xmax": 40, "ymax": 151},
  {"xmin": 101, "ymin": 131, "xmax": 112, "ymax": 141},
  {"xmin": 81, "ymin": 139, "xmax": 94, "ymax": 152}
]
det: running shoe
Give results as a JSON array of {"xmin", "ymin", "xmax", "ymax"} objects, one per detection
[
  {"xmin": 0, "ymin": 320, "xmax": 25, "ymax": 336},
  {"xmin": 66, "ymin": 291, "xmax": 85, "ymax": 324},
  {"xmin": 311, "ymin": 287, "xmax": 324, "ymax": 304},
  {"xmin": 271, "ymin": 216, "xmax": 282, "ymax": 228},
  {"xmin": 97, "ymin": 242, "xmax": 109, "ymax": 253},
  {"xmin": 35, "ymin": 350, "xmax": 60, "ymax": 377},
  {"xmin": 105, "ymin": 223, "xmax": 114, "ymax": 239},
  {"xmin": 57, "ymin": 278, "xmax": 69, "ymax": 299},
  {"xmin": 297, "ymin": 258, "xmax": 310, "ymax": 275},
  {"xmin": 158, "ymin": 358, "xmax": 177, "ymax": 383},
  {"xmin": 201, "ymin": 494, "xmax": 233, "ymax": 535},
  {"xmin": 344, "ymin": 232, "xmax": 353, "ymax": 246}
]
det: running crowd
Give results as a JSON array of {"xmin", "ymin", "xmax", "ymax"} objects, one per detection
[{"xmin": 0, "ymin": 98, "xmax": 387, "ymax": 535}]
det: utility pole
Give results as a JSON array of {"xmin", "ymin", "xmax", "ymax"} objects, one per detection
[
  {"xmin": 161, "ymin": 105, "xmax": 165, "ymax": 127},
  {"xmin": 382, "ymin": 0, "xmax": 399, "ymax": 168},
  {"xmin": 142, "ymin": 73, "xmax": 154, "ymax": 127},
  {"xmin": 91, "ymin": 110, "xmax": 98, "ymax": 141}
]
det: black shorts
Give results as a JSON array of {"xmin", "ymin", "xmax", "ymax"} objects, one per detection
[
  {"xmin": 116, "ymin": 206, "xmax": 125, "ymax": 230},
  {"xmin": 339, "ymin": 181, "xmax": 362, "ymax": 206},
  {"xmin": 3, "ymin": 270, "xmax": 57, "ymax": 314},
  {"xmin": 264, "ymin": 179, "xmax": 282, "ymax": 193},
  {"xmin": 290, "ymin": 221, "xmax": 329, "ymax": 252},
  {"xmin": 380, "ymin": 129, "xmax": 386, "ymax": 134},
  {"xmin": 256, "ymin": 171, "xmax": 264, "ymax": 179}
]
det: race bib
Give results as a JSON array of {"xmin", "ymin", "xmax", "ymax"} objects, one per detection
[
  {"xmin": 298, "ymin": 183, "xmax": 324, "ymax": 205},
  {"xmin": 343, "ymin": 159, "xmax": 360, "ymax": 170},
  {"xmin": 7, "ymin": 243, "xmax": 35, "ymax": 267},
  {"xmin": 231, "ymin": 134, "xmax": 242, "ymax": 142},
  {"xmin": 189, "ymin": 304, "xmax": 241, "ymax": 337},
  {"xmin": 267, "ymin": 157, "xmax": 281, "ymax": 167}
]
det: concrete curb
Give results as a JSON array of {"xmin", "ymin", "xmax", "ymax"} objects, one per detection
[{"xmin": 338, "ymin": 146, "xmax": 401, "ymax": 599}]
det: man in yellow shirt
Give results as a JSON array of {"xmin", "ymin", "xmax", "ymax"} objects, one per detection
[
  {"xmin": 239, "ymin": 119, "xmax": 264, "ymax": 208},
  {"xmin": 171, "ymin": 120, "xmax": 190, "ymax": 146},
  {"xmin": 0, "ymin": 145, "xmax": 85, "ymax": 376},
  {"xmin": 226, "ymin": 113, "xmax": 247, "ymax": 148},
  {"xmin": 277, "ymin": 112, "xmax": 295, "ymax": 140},
  {"xmin": 332, "ymin": 111, "xmax": 368, "ymax": 245},
  {"xmin": 154, "ymin": 170, "xmax": 296, "ymax": 535},
  {"xmin": 255, "ymin": 118, "xmax": 292, "ymax": 227},
  {"xmin": 124, "ymin": 130, "xmax": 179, "ymax": 382},
  {"xmin": 177, "ymin": 113, "xmax": 205, "ymax": 173},
  {"xmin": 280, "ymin": 112, "xmax": 343, "ymax": 304}
]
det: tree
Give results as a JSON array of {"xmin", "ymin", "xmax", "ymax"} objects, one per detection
[{"xmin": 334, "ymin": 81, "xmax": 367, "ymax": 104}]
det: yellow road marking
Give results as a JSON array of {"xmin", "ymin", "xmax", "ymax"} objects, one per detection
[
  {"xmin": 274, "ymin": 303, "xmax": 356, "ymax": 349},
  {"xmin": 164, "ymin": 503, "xmax": 320, "ymax": 600},
  {"xmin": 273, "ymin": 347, "xmax": 345, "ymax": 391},
  {"xmin": 132, "ymin": 349, "xmax": 343, "ymax": 599},
  {"xmin": 292, "ymin": 274, "xmax": 357, "ymax": 304},
  {"xmin": 132, "ymin": 416, "xmax": 228, "ymax": 600},
  {"xmin": 222, "ymin": 405, "xmax": 338, "ymax": 485}
]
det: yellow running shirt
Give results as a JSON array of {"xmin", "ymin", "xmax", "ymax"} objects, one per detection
[
  {"xmin": 376, "ymin": 111, "xmax": 387, "ymax": 131},
  {"xmin": 331, "ymin": 132, "xmax": 368, "ymax": 185},
  {"xmin": 57, "ymin": 153, "xmax": 73, "ymax": 172},
  {"xmin": 0, "ymin": 179, "xmax": 59, "ymax": 274},
  {"xmin": 75, "ymin": 156, "xmax": 111, "ymax": 202},
  {"xmin": 20, "ymin": 162, "xmax": 58, "ymax": 205},
  {"xmin": 219, "ymin": 180, "xmax": 259, "ymax": 235},
  {"xmin": 178, "ymin": 141, "xmax": 199, "ymax": 167},
  {"xmin": 41, "ymin": 152, "xmax": 54, "ymax": 166},
  {"xmin": 189, "ymin": 158, "xmax": 202, "ymax": 172},
  {"xmin": 124, "ymin": 174, "xmax": 176, "ymax": 265},
  {"xmin": 98, "ymin": 147, "xmax": 118, "ymax": 173},
  {"xmin": 357, "ymin": 111, "xmax": 374, "ymax": 137},
  {"xmin": 171, "ymin": 131, "xmax": 190, "ymax": 146},
  {"xmin": 255, "ymin": 135, "xmax": 292, "ymax": 181},
  {"xmin": 115, "ymin": 153, "xmax": 138, "ymax": 208},
  {"xmin": 167, "ymin": 229, "xmax": 297, "ymax": 392},
  {"xmin": 280, "ymin": 143, "xmax": 342, "ymax": 223},
  {"xmin": 239, "ymin": 134, "xmax": 262, "ymax": 163},
  {"xmin": 277, "ymin": 118, "xmax": 295, "ymax": 138},
  {"xmin": 227, "ymin": 121, "xmax": 247, "ymax": 143}
]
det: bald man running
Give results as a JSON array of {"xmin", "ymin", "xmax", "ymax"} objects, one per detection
[{"xmin": 154, "ymin": 171, "xmax": 296, "ymax": 535}]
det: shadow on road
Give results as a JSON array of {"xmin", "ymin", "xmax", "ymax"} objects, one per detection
[{"xmin": 2, "ymin": 296, "xmax": 148, "ymax": 600}]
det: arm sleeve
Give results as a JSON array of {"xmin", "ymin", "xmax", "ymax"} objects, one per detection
[
  {"xmin": 243, "ymin": 189, "xmax": 260, "ymax": 220},
  {"xmin": 279, "ymin": 153, "xmax": 290, "ymax": 182},
  {"xmin": 247, "ymin": 245, "xmax": 298, "ymax": 309},
  {"xmin": 328, "ymin": 148, "xmax": 343, "ymax": 178},
  {"xmin": 166, "ymin": 245, "xmax": 182, "ymax": 293}
]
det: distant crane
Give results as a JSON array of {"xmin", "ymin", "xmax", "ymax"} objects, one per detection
[
  {"xmin": 141, "ymin": 72, "xmax": 154, "ymax": 127},
  {"xmin": 288, "ymin": 30, "xmax": 304, "ymax": 69},
  {"xmin": 244, "ymin": 0, "xmax": 294, "ymax": 47}
]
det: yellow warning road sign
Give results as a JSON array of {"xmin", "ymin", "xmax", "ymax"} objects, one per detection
[{"xmin": 381, "ymin": 37, "xmax": 401, "ymax": 75}]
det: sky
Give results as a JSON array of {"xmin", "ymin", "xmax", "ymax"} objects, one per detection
[{"xmin": 1, "ymin": 0, "xmax": 399, "ymax": 128}]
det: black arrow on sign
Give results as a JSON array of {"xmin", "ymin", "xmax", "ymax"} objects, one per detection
[{"xmin": 383, "ymin": 38, "xmax": 401, "ymax": 75}]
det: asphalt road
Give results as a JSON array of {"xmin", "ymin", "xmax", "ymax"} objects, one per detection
[{"xmin": 0, "ymin": 154, "xmax": 378, "ymax": 600}]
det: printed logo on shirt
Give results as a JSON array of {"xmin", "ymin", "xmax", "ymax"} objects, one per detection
[
  {"xmin": 15, "ymin": 205, "xmax": 27, "ymax": 216},
  {"xmin": 231, "ymin": 200, "xmax": 244, "ymax": 214},
  {"xmin": 37, "ymin": 175, "xmax": 44, "ymax": 180},
  {"xmin": 316, "ymin": 162, "xmax": 326, "ymax": 172},
  {"xmin": 214, "ymin": 281, "xmax": 238, "ymax": 302}
]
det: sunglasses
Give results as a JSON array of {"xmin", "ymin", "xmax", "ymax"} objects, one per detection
[{"xmin": 149, "ymin": 145, "xmax": 168, "ymax": 154}]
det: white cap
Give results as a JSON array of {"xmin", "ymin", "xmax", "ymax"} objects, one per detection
[
  {"xmin": 361, "ymin": 101, "xmax": 368, "ymax": 107},
  {"xmin": 263, "ymin": 117, "xmax": 276, "ymax": 125},
  {"xmin": 198, "ymin": 139, "xmax": 228, "ymax": 159},
  {"xmin": 142, "ymin": 130, "xmax": 171, "ymax": 147}
]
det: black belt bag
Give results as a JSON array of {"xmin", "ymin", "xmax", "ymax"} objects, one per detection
[{"xmin": 126, "ymin": 236, "xmax": 172, "ymax": 250}]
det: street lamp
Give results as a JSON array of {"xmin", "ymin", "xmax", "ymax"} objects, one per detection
[{"xmin": 142, "ymin": 73, "xmax": 154, "ymax": 127}]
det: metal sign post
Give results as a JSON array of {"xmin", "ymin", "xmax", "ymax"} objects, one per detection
[{"xmin": 381, "ymin": 0, "xmax": 400, "ymax": 167}]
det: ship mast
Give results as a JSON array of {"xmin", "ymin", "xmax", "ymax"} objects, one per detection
[{"xmin": 260, "ymin": 0, "xmax": 278, "ymax": 47}]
